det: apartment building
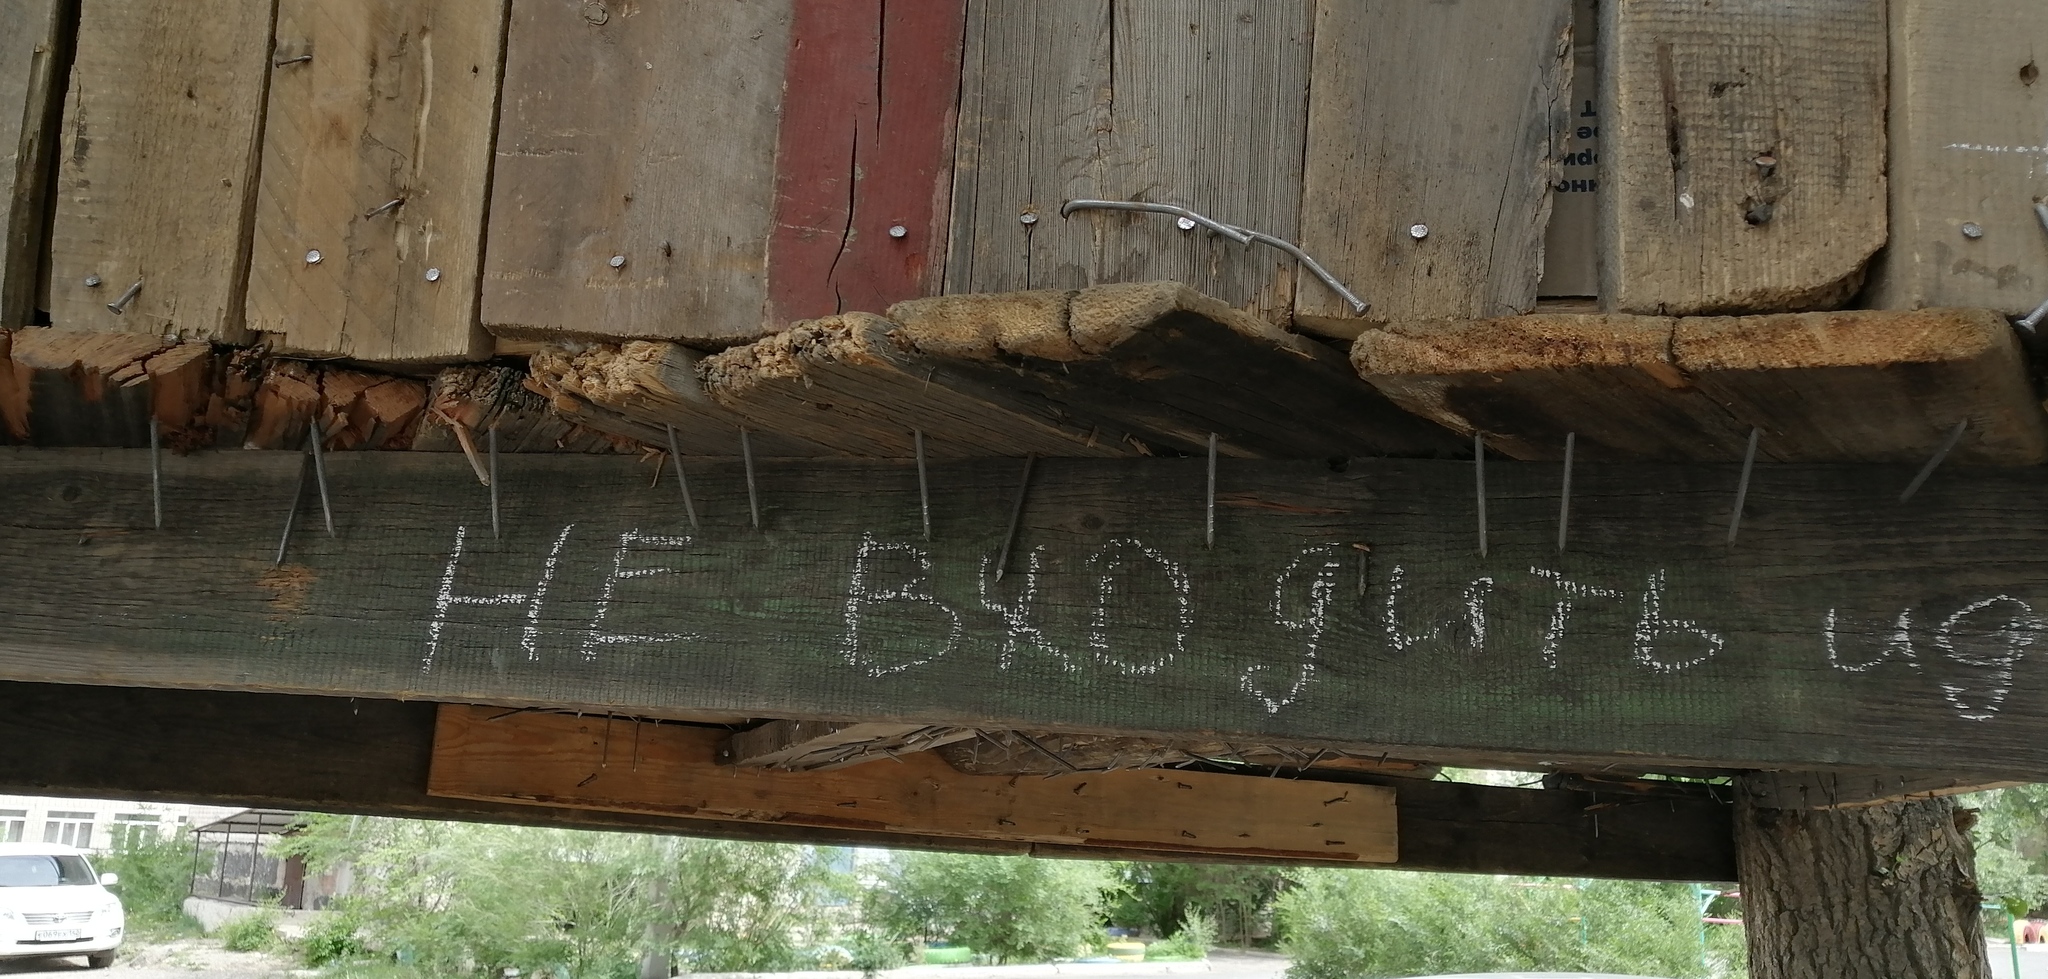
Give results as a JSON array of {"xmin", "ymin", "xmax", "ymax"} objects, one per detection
[{"xmin": 0, "ymin": 795, "xmax": 241, "ymax": 852}]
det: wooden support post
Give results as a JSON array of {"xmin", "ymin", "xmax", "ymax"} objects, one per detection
[
  {"xmin": 0, "ymin": 0, "xmax": 71, "ymax": 329},
  {"xmin": 1736, "ymin": 788, "xmax": 1991, "ymax": 978},
  {"xmin": 46, "ymin": 0, "xmax": 274, "ymax": 341},
  {"xmin": 947, "ymin": 0, "xmax": 1311, "ymax": 324},
  {"xmin": 1600, "ymin": 0, "xmax": 1886, "ymax": 315},
  {"xmin": 244, "ymin": 0, "xmax": 507, "ymax": 362},
  {"xmin": 1295, "ymin": 0, "xmax": 1573, "ymax": 338}
]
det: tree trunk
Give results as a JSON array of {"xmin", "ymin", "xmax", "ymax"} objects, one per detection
[
  {"xmin": 638, "ymin": 874, "xmax": 674, "ymax": 979},
  {"xmin": 1736, "ymin": 790, "xmax": 1991, "ymax": 979}
]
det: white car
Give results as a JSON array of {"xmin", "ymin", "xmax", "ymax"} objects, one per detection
[{"xmin": 0, "ymin": 843, "xmax": 124, "ymax": 968}]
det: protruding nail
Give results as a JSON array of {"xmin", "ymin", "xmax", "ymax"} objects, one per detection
[{"xmin": 106, "ymin": 280, "xmax": 142, "ymax": 315}]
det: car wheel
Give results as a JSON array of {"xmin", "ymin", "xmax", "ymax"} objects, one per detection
[{"xmin": 86, "ymin": 952, "xmax": 116, "ymax": 969}]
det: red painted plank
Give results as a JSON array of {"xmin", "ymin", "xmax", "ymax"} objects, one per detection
[{"xmin": 766, "ymin": 0, "xmax": 966, "ymax": 325}]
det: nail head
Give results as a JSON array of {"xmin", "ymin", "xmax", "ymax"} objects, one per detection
[
  {"xmin": 1019, "ymin": 212, "xmax": 1038, "ymax": 226},
  {"xmin": 1175, "ymin": 216, "xmax": 1197, "ymax": 231},
  {"xmin": 608, "ymin": 254, "xmax": 627, "ymax": 268},
  {"xmin": 424, "ymin": 267, "xmax": 442, "ymax": 282},
  {"xmin": 1408, "ymin": 224, "xmax": 1430, "ymax": 240},
  {"xmin": 1962, "ymin": 222, "xmax": 1985, "ymax": 239},
  {"xmin": 83, "ymin": 275, "xmax": 102, "ymax": 288},
  {"xmin": 888, "ymin": 224, "xmax": 908, "ymax": 239},
  {"xmin": 304, "ymin": 249, "xmax": 322, "ymax": 265}
]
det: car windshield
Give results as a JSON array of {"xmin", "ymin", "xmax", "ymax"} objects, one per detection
[{"xmin": 0, "ymin": 855, "xmax": 97, "ymax": 887}]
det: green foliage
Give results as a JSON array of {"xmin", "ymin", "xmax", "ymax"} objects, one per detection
[
  {"xmin": 1144, "ymin": 912, "xmax": 1216, "ymax": 960},
  {"xmin": 863, "ymin": 852, "xmax": 1116, "ymax": 963},
  {"xmin": 1278, "ymin": 870, "xmax": 1741, "ymax": 979},
  {"xmin": 1109, "ymin": 862, "xmax": 1293, "ymax": 943},
  {"xmin": 300, "ymin": 903, "xmax": 371, "ymax": 966},
  {"xmin": 219, "ymin": 909, "xmax": 280, "ymax": 952},
  {"xmin": 273, "ymin": 816, "xmax": 844, "ymax": 979},
  {"xmin": 1966, "ymin": 785, "xmax": 2048, "ymax": 914},
  {"xmin": 844, "ymin": 928, "xmax": 910, "ymax": 976},
  {"xmin": 96, "ymin": 828, "xmax": 201, "ymax": 936}
]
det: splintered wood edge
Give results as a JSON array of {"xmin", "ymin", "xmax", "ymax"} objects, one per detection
[
  {"xmin": 531, "ymin": 341, "xmax": 711, "ymax": 408},
  {"xmin": 699, "ymin": 312, "xmax": 900, "ymax": 400},
  {"xmin": 1066, "ymin": 281, "xmax": 1322, "ymax": 359},
  {"xmin": 888, "ymin": 289, "xmax": 1078, "ymax": 361},
  {"xmin": 1352, "ymin": 314, "xmax": 1677, "ymax": 377},
  {"xmin": 1673, "ymin": 308, "xmax": 2016, "ymax": 371}
]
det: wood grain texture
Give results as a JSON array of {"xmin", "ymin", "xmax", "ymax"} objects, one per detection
[
  {"xmin": 432, "ymin": 705, "xmax": 1399, "ymax": 862},
  {"xmin": 1354, "ymin": 309, "xmax": 2048, "ymax": 464},
  {"xmin": 722, "ymin": 720, "xmax": 974, "ymax": 771},
  {"xmin": 946, "ymin": 0, "xmax": 1310, "ymax": 323},
  {"xmin": 481, "ymin": 0, "xmax": 791, "ymax": 342},
  {"xmin": 1600, "ymin": 0, "xmax": 1886, "ymax": 315},
  {"xmin": 1741, "ymin": 771, "xmax": 2022, "ymax": 810},
  {"xmin": 939, "ymin": 731, "xmax": 1439, "ymax": 780},
  {"xmin": 0, "ymin": 680, "xmax": 1731, "ymax": 878},
  {"xmin": 2, "ymin": 329, "xmax": 219, "ymax": 447},
  {"xmin": 46, "ymin": 0, "xmax": 274, "ymax": 341},
  {"xmin": 0, "ymin": 0, "xmax": 71, "ymax": 329},
  {"xmin": 764, "ymin": 0, "xmax": 965, "ymax": 324},
  {"xmin": 9, "ymin": 450, "xmax": 2048, "ymax": 777},
  {"xmin": 1295, "ymin": 0, "xmax": 1573, "ymax": 338},
  {"xmin": 526, "ymin": 342, "xmax": 830, "ymax": 458},
  {"xmin": 1870, "ymin": 0, "xmax": 2048, "ymax": 315},
  {"xmin": 244, "ymin": 0, "xmax": 505, "ymax": 362}
]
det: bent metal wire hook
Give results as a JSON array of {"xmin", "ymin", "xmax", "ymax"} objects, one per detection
[{"xmin": 1059, "ymin": 199, "xmax": 1370, "ymax": 316}]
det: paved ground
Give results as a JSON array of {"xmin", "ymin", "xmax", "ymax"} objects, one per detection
[{"xmin": 0, "ymin": 940, "xmax": 293, "ymax": 979}]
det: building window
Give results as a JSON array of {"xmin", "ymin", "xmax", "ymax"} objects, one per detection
[
  {"xmin": 110, "ymin": 814, "xmax": 162, "ymax": 850},
  {"xmin": 42, "ymin": 812, "xmax": 94, "ymax": 849},
  {"xmin": 0, "ymin": 811, "xmax": 23, "ymax": 843}
]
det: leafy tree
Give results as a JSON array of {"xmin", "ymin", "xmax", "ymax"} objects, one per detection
[
  {"xmin": 1965, "ymin": 785, "xmax": 2048, "ymax": 916},
  {"xmin": 862, "ymin": 852, "xmax": 1116, "ymax": 963},
  {"xmin": 1278, "ymin": 870, "xmax": 1741, "ymax": 979},
  {"xmin": 1109, "ymin": 862, "xmax": 1294, "ymax": 944}
]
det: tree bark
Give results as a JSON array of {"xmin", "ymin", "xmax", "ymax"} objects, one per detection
[{"xmin": 1737, "ymin": 789, "xmax": 1991, "ymax": 979}]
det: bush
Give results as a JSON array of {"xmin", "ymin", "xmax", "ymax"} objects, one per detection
[
  {"xmin": 1278, "ymin": 871, "xmax": 1740, "ymax": 979},
  {"xmin": 863, "ymin": 853, "xmax": 1116, "ymax": 964},
  {"xmin": 300, "ymin": 905, "xmax": 370, "ymax": 966},
  {"xmin": 219, "ymin": 909, "xmax": 280, "ymax": 952},
  {"xmin": 97, "ymin": 829, "xmax": 200, "ymax": 935},
  {"xmin": 1146, "ymin": 913, "xmax": 1216, "ymax": 961},
  {"xmin": 844, "ymin": 928, "xmax": 909, "ymax": 976}
]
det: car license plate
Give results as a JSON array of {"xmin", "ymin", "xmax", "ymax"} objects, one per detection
[{"xmin": 34, "ymin": 929, "xmax": 80, "ymax": 942}]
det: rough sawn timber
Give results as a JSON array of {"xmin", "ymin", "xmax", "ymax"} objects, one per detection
[
  {"xmin": 1741, "ymin": 771, "xmax": 2022, "ymax": 810},
  {"xmin": 244, "ymin": 0, "xmax": 506, "ymax": 362},
  {"xmin": 1352, "ymin": 309, "xmax": 2048, "ymax": 464},
  {"xmin": 946, "ymin": 0, "xmax": 1311, "ymax": 324},
  {"xmin": 1294, "ymin": 0, "xmax": 1573, "ymax": 338},
  {"xmin": 1600, "ymin": 0, "xmax": 1887, "ymax": 315},
  {"xmin": 0, "ymin": 0, "xmax": 69, "ymax": 329},
  {"xmin": 481, "ymin": 0, "xmax": 791, "ymax": 343},
  {"xmin": 0, "ymin": 681, "xmax": 1734, "ymax": 879},
  {"xmin": 1870, "ymin": 0, "xmax": 2048, "ymax": 316},
  {"xmin": 722, "ymin": 720, "xmax": 975, "ymax": 771},
  {"xmin": 45, "ymin": 0, "xmax": 274, "ymax": 341},
  {"xmin": 526, "ymin": 342, "xmax": 829, "ymax": 458},
  {"xmin": 432, "ymin": 705, "xmax": 1400, "ymax": 863},
  {"xmin": 9, "ymin": 450, "xmax": 2048, "ymax": 779},
  {"xmin": 0, "ymin": 330, "xmax": 222, "ymax": 448},
  {"xmin": 939, "ymin": 731, "xmax": 1440, "ymax": 780}
]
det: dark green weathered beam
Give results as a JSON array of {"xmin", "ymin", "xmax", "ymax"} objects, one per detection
[{"xmin": 0, "ymin": 448, "xmax": 2044, "ymax": 776}]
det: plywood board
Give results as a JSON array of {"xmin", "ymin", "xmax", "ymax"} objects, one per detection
[
  {"xmin": 244, "ymin": 0, "xmax": 507, "ymax": 362},
  {"xmin": 946, "ymin": 0, "xmax": 1311, "ymax": 324},
  {"xmin": 481, "ymin": 0, "xmax": 793, "ymax": 342},
  {"xmin": 1870, "ymin": 0, "xmax": 2048, "ymax": 315},
  {"xmin": 1295, "ymin": 0, "xmax": 1573, "ymax": 338},
  {"xmin": 0, "ymin": 0, "xmax": 71, "ymax": 329},
  {"xmin": 1600, "ymin": 0, "xmax": 1886, "ymax": 315},
  {"xmin": 45, "ymin": 0, "xmax": 274, "ymax": 341}
]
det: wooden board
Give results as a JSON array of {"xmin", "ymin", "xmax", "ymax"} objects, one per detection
[
  {"xmin": 45, "ymin": 0, "xmax": 274, "ymax": 341},
  {"xmin": 526, "ymin": 342, "xmax": 831, "ymax": 458},
  {"xmin": 1599, "ymin": 0, "xmax": 1887, "ymax": 315},
  {"xmin": 724, "ymin": 720, "xmax": 975, "ymax": 771},
  {"xmin": 480, "ymin": 0, "xmax": 792, "ymax": 343},
  {"xmin": 0, "ymin": 680, "xmax": 1734, "ymax": 879},
  {"xmin": 1294, "ymin": 0, "xmax": 1573, "ymax": 338},
  {"xmin": 433, "ymin": 705, "xmax": 1397, "ymax": 861},
  {"xmin": 1, "ymin": 329, "xmax": 221, "ymax": 447},
  {"xmin": 945, "ymin": 0, "xmax": 1311, "ymax": 324},
  {"xmin": 13, "ymin": 450, "xmax": 2048, "ymax": 778},
  {"xmin": 940, "ymin": 731, "xmax": 1439, "ymax": 780},
  {"xmin": 1354, "ymin": 309, "xmax": 2048, "ymax": 464},
  {"xmin": 1741, "ymin": 771, "xmax": 2021, "ymax": 810},
  {"xmin": 1869, "ymin": 0, "xmax": 2048, "ymax": 315},
  {"xmin": 0, "ymin": 0, "xmax": 70, "ymax": 329},
  {"xmin": 243, "ymin": 0, "xmax": 506, "ymax": 362},
  {"xmin": 763, "ymin": 0, "xmax": 965, "ymax": 324}
]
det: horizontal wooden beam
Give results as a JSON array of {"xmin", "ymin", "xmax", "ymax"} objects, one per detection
[
  {"xmin": 4, "ymin": 449, "xmax": 2048, "ymax": 778},
  {"xmin": 0, "ymin": 681, "xmax": 1733, "ymax": 879},
  {"xmin": 433, "ymin": 706, "xmax": 1399, "ymax": 862},
  {"xmin": 722, "ymin": 720, "xmax": 976, "ymax": 771},
  {"xmin": 1738, "ymin": 771, "xmax": 2022, "ymax": 810}
]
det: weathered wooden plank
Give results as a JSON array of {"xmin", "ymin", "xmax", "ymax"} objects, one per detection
[
  {"xmin": 1354, "ymin": 309, "xmax": 2048, "ymax": 464},
  {"xmin": 723, "ymin": 720, "xmax": 975, "ymax": 771},
  {"xmin": 8, "ymin": 450, "xmax": 2048, "ymax": 778},
  {"xmin": 1741, "ymin": 771, "xmax": 2022, "ymax": 810},
  {"xmin": 526, "ymin": 342, "xmax": 830, "ymax": 458},
  {"xmin": 1294, "ymin": 0, "xmax": 1573, "ymax": 339},
  {"xmin": 1, "ymin": 329, "xmax": 221, "ymax": 447},
  {"xmin": 46, "ymin": 0, "xmax": 273, "ymax": 341},
  {"xmin": 1600, "ymin": 0, "xmax": 1887, "ymax": 315},
  {"xmin": 0, "ymin": 0, "xmax": 70, "ymax": 329},
  {"xmin": 244, "ymin": 0, "xmax": 506, "ymax": 362},
  {"xmin": 0, "ymin": 681, "xmax": 1733, "ymax": 878},
  {"xmin": 1870, "ymin": 0, "xmax": 2048, "ymax": 316},
  {"xmin": 889, "ymin": 283, "xmax": 1462, "ymax": 458},
  {"xmin": 764, "ymin": 0, "xmax": 965, "ymax": 324},
  {"xmin": 434, "ymin": 705, "xmax": 1398, "ymax": 861},
  {"xmin": 481, "ymin": 0, "xmax": 792, "ymax": 343},
  {"xmin": 411, "ymin": 364, "xmax": 637, "ymax": 458},
  {"xmin": 939, "ymin": 732, "xmax": 1439, "ymax": 780},
  {"xmin": 241, "ymin": 361, "xmax": 427, "ymax": 451},
  {"xmin": 946, "ymin": 0, "xmax": 1311, "ymax": 323}
]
